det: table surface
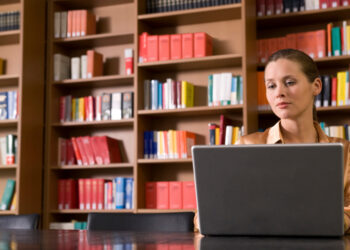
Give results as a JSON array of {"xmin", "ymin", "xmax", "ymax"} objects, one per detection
[{"xmin": 0, "ymin": 230, "xmax": 350, "ymax": 249}]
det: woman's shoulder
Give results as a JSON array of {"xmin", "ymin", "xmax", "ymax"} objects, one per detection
[
  {"xmin": 236, "ymin": 129, "xmax": 270, "ymax": 144},
  {"xmin": 327, "ymin": 136, "xmax": 350, "ymax": 148}
]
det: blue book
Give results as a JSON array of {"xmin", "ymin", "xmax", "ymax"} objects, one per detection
[
  {"xmin": 0, "ymin": 92, "xmax": 8, "ymax": 120},
  {"xmin": 8, "ymin": 91, "xmax": 17, "ymax": 120},
  {"xmin": 158, "ymin": 81, "xmax": 163, "ymax": 109},
  {"xmin": 149, "ymin": 131, "xmax": 154, "ymax": 159},
  {"xmin": 231, "ymin": 76, "xmax": 237, "ymax": 105},
  {"xmin": 144, "ymin": 131, "xmax": 149, "ymax": 159},
  {"xmin": 125, "ymin": 178, "xmax": 133, "ymax": 209},
  {"xmin": 151, "ymin": 80, "xmax": 158, "ymax": 110},
  {"xmin": 115, "ymin": 177, "xmax": 126, "ymax": 209}
]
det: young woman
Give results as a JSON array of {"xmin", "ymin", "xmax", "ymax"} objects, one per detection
[
  {"xmin": 237, "ymin": 48, "xmax": 350, "ymax": 233},
  {"xmin": 194, "ymin": 49, "xmax": 350, "ymax": 233}
]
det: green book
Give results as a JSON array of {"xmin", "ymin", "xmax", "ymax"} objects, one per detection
[
  {"xmin": 208, "ymin": 74, "xmax": 213, "ymax": 106},
  {"xmin": 331, "ymin": 26, "xmax": 341, "ymax": 56},
  {"xmin": 0, "ymin": 179, "xmax": 15, "ymax": 210}
]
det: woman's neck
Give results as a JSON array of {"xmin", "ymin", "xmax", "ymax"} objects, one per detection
[{"xmin": 280, "ymin": 118, "xmax": 318, "ymax": 143}]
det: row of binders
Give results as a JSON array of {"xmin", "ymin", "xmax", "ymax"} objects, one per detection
[
  {"xmin": 59, "ymin": 92, "xmax": 133, "ymax": 123},
  {"xmin": 0, "ymin": 11, "xmax": 20, "ymax": 32},
  {"xmin": 0, "ymin": 91, "xmax": 17, "ymax": 120},
  {"xmin": 143, "ymin": 79, "xmax": 194, "ymax": 110},
  {"xmin": 143, "ymin": 130, "xmax": 196, "ymax": 159},
  {"xmin": 58, "ymin": 177, "xmax": 133, "ymax": 210},
  {"xmin": 257, "ymin": 0, "xmax": 348, "ymax": 16},
  {"xmin": 54, "ymin": 10, "xmax": 96, "ymax": 39},
  {"xmin": 139, "ymin": 32, "xmax": 212, "ymax": 63},
  {"xmin": 145, "ymin": 181, "xmax": 196, "ymax": 209},
  {"xmin": 209, "ymin": 115, "xmax": 243, "ymax": 145},
  {"xmin": 49, "ymin": 221, "xmax": 87, "ymax": 230},
  {"xmin": 208, "ymin": 74, "xmax": 243, "ymax": 106},
  {"xmin": 146, "ymin": 0, "xmax": 240, "ymax": 13},
  {"xmin": 58, "ymin": 136, "xmax": 122, "ymax": 166},
  {"xmin": 0, "ymin": 134, "xmax": 17, "ymax": 165},
  {"xmin": 320, "ymin": 122, "xmax": 350, "ymax": 140},
  {"xmin": 0, "ymin": 179, "xmax": 15, "ymax": 211}
]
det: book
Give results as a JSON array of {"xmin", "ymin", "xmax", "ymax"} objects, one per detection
[
  {"xmin": 182, "ymin": 181, "xmax": 196, "ymax": 209},
  {"xmin": 101, "ymin": 93, "xmax": 111, "ymax": 120},
  {"xmin": 219, "ymin": 115, "xmax": 234, "ymax": 145},
  {"xmin": 122, "ymin": 92, "xmax": 134, "ymax": 118},
  {"xmin": 0, "ymin": 179, "xmax": 15, "ymax": 210},
  {"xmin": 125, "ymin": 178, "xmax": 133, "ymax": 209},
  {"xmin": 115, "ymin": 177, "xmax": 125, "ymax": 209},
  {"xmin": 156, "ymin": 182, "xmax": 169, "ymax": 209},
  {"xmin": 170, "ymin": 34, "xmax": 182, "ymax": 60},
  {"xmin": 169, "ymin": 181, "xmax": 182, "ymax": 209},
  {"xmin": 322, "ymin": 75, "xmax": 331, "ymax": 107},
  {"xmin": 58, "ymin": 179, "xmax": 65, "ymax": 209},
  {"xmin": 111, "ymin": 92, "xmax": 122, "ymax": 120},
  {"xmin": 194, "ymin": 32, "xmax": 212, "ymax": 57},
  {"xmin": 98, "ymin": 136, "xmax": 122, "ymax": 164},
  {"xmin": 331, "ymin": 26, "xmax": 341, "ymax": 56},
  {"xmin": 6, "ymin": 134, "xmax": 16, "ymax": 165},
  {"xmin": 182, "ymin": 33, "xmax": 194, "ymax": 59},
  {"xmin": 144, "ymin": 80, "xmax": 151, "ymax": 110},
  {"xmin": 0, "ymin": 92, "xmax": 8, "ymax": 120},
  {"xmin": 147, "ymin": 35, "xmax": 159, "ymax": 62},
  {"xmin": 87, "ymin": 50, "xmax": 103, "ymax": 78},
  {"xmin": 65, "ymin": 179, "xmax": 78, "ymax": 209},
  {"xmin": 159, "ymin": 35, "xmax": 170, "ymax": 61},
  {"xmin": 145, "ymin": 182, "xmax": 156, "ymax": 208}
]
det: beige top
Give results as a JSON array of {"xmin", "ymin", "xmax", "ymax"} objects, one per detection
[{"xmin": 236, "ymin": 120, "xmax": 350, "ymax": 233}]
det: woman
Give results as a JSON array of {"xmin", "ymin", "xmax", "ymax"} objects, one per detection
[{"xmin": 194, "ymin": 49, "xmax": 350, "ymax": 233}]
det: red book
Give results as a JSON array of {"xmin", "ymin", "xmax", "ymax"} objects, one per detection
[
  {"xmin": 71, "ymin": 137, "xmax": 82, "ymax": 165},
  {"xmin": 76, "ymin": 10, "xmax": 81, "ymax": 36},
  {"xmin": 81, "ymin": 10, "xmax": 96, "ymax": 36},
  {"xmin": 332, "ymin": 77, "xmax": 337, "ymax": 106},
  {"xmin": 76, "ymin": 137, "xmax": 89, "ymax": 165},
  {"xmin": 182, "ymin": 181, "xmax": 196, "ymax": 209},
  {"xmin": 67, "ymin": 11, "xmax": 73, "ymax": 37},
  {"xmin": 147, "ymin": 35, "xmax": 159, "ymax": 62},
  {"xmin": 58, "ymin": 179, "xmax": 65, "ymax": 209},
  {"xmin": 85, "ymin": 178, "xmax": 92, "ymax": 210},
  {"xmin": 78, "ymin": 179, "xmax": 85, "ymax": 210},
  {"xmin": 315, "ymin": 30, "xmax": 326, "ymax": 58},
  {"xmin": 274, "ymin": 0, "xmax": 283, "ymax": 14},
  {"xmin": 342, "ymin": 0, "xmax": 350, "ymax": 6},
  {"xmin": 331, "ymin": 0, "xmax": 340, "ymax": 7},
  {"xmin": 85, "ymin": 96, "xmax": 95, "ymax": 121},
  {"xmin": 159, "ymin": 35, "xmax": 170, "ymax": 61},
  {"xmin": 170, "ymin": 34, "xmax": 182, "ymax": 60},
  {"xmin": 286, "ymin": 33, "xmax": 297, "ymax": 50},
  {"xmin": 182, "ymin": 33, "xmax": 194, "ymax": 59},
  {"xmin": 277, "ymin": 37, "xmax": 286, "ymax": 51},
  {"xmin": 58, "ymin": 138, "xmax": 67, "ymax": 166},
  {"xmin": 98, "ymin": 136, "xmax": 122, "ymax": 164},
  {"xmin": 256, "ymin": 0, "xmax": 266, "ymax": 16},
  {"xmin": 59, "ymin": 96, "xmax": 66, "ymax": 122},
  {"xmin": 194, "ymin": 32, "xmax": 212, "ymax": 58},
  {"xmin": 305, "ymin": 31, "xmax": 316, "ymax": 59},
  {"xmin": 296, "ymin": 32, "xmax": 308, "ymax": 55},
  {"xmin": 267, "ymin": 37, "xmax": 278, "ymax": 57},
  {"xmin": 65, "ymin": 179, "xmax": 78, "ymax": 209},
  {"xmin": 87, "ymin": 50, "xmax": 103, "ymax": 78},
  {"xmin": 182, "ymin": 244, "xmax": 195, "ymax": 250},
  {"xmin": 145, "ymin": 182, "xmax": 156, "ymax": 209},
  {"xmin": 156, "ymin": 182, "xmax": 169, "ymax": 209},
  {"xmin": 107, "ymin": 181, "xmax": 113, "ymax": 209},
  {"xmin": 182, "ymin": 131, "xmax": 196, "ymax": 158},
  {"xmin": 169, "ymin": 245, "xmax": 182, "ymax": 250},
  {"xmin": 266, "ymin": 0, "xmax": 274, "ymax": 15},
  {"xmin": 169, "ymin": 181, "xmax": 182, "ymax": 209},
  {"xmin": 81, "ymin": 136, "xmax": 96, "ymax": 165},
  {"xmin": 260, "ymin": 39, "xmax": 269, "ymax": 63},
  {"xmin": 219, "ymin": 115, "xmax": 234, "ymax": 145},
  {"xmin": 91, "ymin": 178, "xmax": 98, "ymax": 210},
  {"xmin": 72, "ymin": 10, "xmax": 77, "ymax": 37},
  {"xmin": 320, "ymin": 0, "xmax": 329, "ymax": 8},
  {"xmin": 139, "ymin": 32, "xmax": 148, "ymax": 63},
  {"xmin": 97, "ymin": 179, "xmax": 104, "ymax": 210},
  {"xmin": 66, "ymin": 138, "xmax": 76, "ymax": 165},
  {"xmin": 90, "ymin": 136, "xmax": 103, "ymax": 165}
]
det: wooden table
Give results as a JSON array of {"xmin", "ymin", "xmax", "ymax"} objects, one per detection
[{"xmin": 0, "ymin": 230, "xmax": 349, "ymax": 249}]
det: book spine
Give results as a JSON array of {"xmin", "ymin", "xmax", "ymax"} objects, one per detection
[{"xmin": 115, "ymin": 177, "xmax": 126, "ymax": 209}]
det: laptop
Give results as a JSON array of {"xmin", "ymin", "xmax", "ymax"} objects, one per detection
[{"xmin": 192, "ymin": 143, "xmax": 344, "ymax": 236}]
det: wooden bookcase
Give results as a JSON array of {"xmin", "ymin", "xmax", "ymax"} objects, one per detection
[
  {"xmin": 43, "ymin": 0, "xmax": 257, "ymax": 227},
  {"xmin": 0, "ymin": 0, "xmax": 45, "ymax": 216},
  {"xmin": 43, "ymin": 0, "xmax": 136, "ymax": 228},
  {"xmin": 257, "ymin": 7, "xmax": 350, "ymax": 129}
]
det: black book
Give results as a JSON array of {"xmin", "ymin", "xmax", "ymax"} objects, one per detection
[
  {"xmin": 292, "ymin": 0, "xmax": 300, "ymax": 12},
  {"xmin": 299, "ymin": 0, "xmax": 305, "ymax": 11},
  {"xmin": 283, "ymin": 0, "xmax": 293, "ymax": 13},
  {"xmin": 144, "ymin": 80, "xmax": 151, "ymax": 110},
  {"xmin": 322, "ymin": 75, "xmax": 331, "ymax": 107}
]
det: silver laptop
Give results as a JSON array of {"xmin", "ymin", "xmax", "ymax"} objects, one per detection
[{"xmin": 192, "ymin": 143, "xmax": 344, "ymax": 236}]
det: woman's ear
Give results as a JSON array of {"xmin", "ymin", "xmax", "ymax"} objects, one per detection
[{"xmin": 312, "ymin": 77, "xmax": 322, "ymax": 96}]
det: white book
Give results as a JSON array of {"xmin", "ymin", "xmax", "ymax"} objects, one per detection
[
  {"xmin": 71, "ymin": 57, "xmax": 80, "ymax": 80},
  {"xmin": 314, "ymin": 0, "xmax": 320, "ymax": 9},
  {"xmin": 225, "ymin": 126, "xmax": 233, "ymax": 145},
  {"xmin": 221, "ymin": 73, "xmax": 232, "ymax": 105},
  {"xmin": 53, "ymin": 54, "xmax": 61, "ymax": 81},
  {"xmin": 111, "ymin": 92, "xmax": 122, "ymax": 120},
  {"xmin": 60, "ymin": 11, "xmax": 67, "ymax": 38},
  {"xmin": 54, "ymin": 12, "xmax": 61, "ymax": 38},
  {"xmin": 95, "ymin": 95, "xmax": 102, "ymax": 121},
  {"xmin": 167, "ymin": 78, "xmax": 176, "ymax": 109},
  {"xmin": 305, "ymin": 0, "xmax": 314, "ymax": 9},
  {"xmin": 49, "ymin": 222, "xmax": 75, "ymax": 230},
  {"xmin": 0, "ymin": 137, "xmax": 6, "ymax": 165},
  {"xmin": 81, "ymin": 55, "xmax": 87, "ymax": 79},
  {"xmin": 212, "ymin": 74, "xmax": 221, "ymax": 106},
  {"xmin": 8, "ymin": 91, "xmax": 17, "ymax": 120}
]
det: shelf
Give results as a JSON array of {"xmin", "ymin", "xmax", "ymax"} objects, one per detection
[
  {"xmin": 0, "ymin": 120, "xmax": 18, "ymax": 127},
  {"xmin": 0, "ymin": 164, "xmax": 18, "ymax": 169},
  {"xmin": 138, "ymin": 3, "xmax": 242, "ymax": 26},
  {"xmin": 317, "ymin": 105, "xmax": 350, "ymax": 113},
  {"xmin": 0, "ymin": 210, "xmax": 16, "ymax": 215},
  {"xmin": 138, "ymin": 105, "xmax": 243, "ymax": 117},
  {"xmin": 54, "ymin": 32, "xmax": 134, "ymax": 48},
  {"xmin": 0, "ymin": 0, "xmax": 20, "ymax": 5},
  {"xmin": 52, "ymin": 119, "xmax": 134, "ymax": 128},
  {"xmin": 257, "ymin": 6, "xmax": 350, "ymax": 29},
  {"xmin": 51, "ymin": 163, "xmax": 134, "ymax": 170},
  {"xmin": 0, "ymin": 30, "xmax": 20, "ymax": 45},
  {"xmin": 53, "ymin": 0, "xmax": 133, "ymax": 9},
  {"xmin": 138, "ymin": 158, "xmax": 192, "ymax": 164},
  {"xmin": 51, "ymin": 209, "xmax": 134, "ymax": 214},
  {"xmin": 138, "ymin": 54, "xmax": 242, "ymax": 71},
  {"xmin": 258, "ymin": 55, "xmax": 350, "ymax": 69},
  {"xmin": 137, "ymin": 209, "xmax": 196, "ymax": 213},
  {"xmin": 0, "ymin": 75, "xmax": 19, "ymax": 86},
  {"xmin": 52, "ymin": 75, "xmax": 134, "ymax": 88}
]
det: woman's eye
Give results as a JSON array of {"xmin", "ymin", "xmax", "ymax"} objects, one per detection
[
  {"xmin": 286, "ymin": 81, "xmax": 295, "ymax": 86},
  {"xmin": 267, "ymin": 84, "xmax": 275, "ymax": 89}
]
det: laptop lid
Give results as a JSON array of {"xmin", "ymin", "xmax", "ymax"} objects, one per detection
[{"xmin": 192, "ymin": 143, "xmax": 344, "ymax": 236}]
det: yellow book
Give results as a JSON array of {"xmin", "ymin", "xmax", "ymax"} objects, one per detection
[
  {"xmin": 10, "ymin": 191, "xmax": 16, "ymax": 210},
  {"xmin": 71, "ymin": 98, "xmax": 76, "ymax": 121},
  {"xmin": 232, "ymin": 126, "xmax": 240, "ymax": 144},
  {"xmin": 337, "ymin": 72, "xmax": 346, "ymax": 106},
  {"xmin": 157, "ymin": 131, "xmax": 164, "ymax": 159},
  {"xmin": 215, "ymin": 127, "xmax": 220, "ymax": 145},
  {"xmin": 347, "ymin": 25, "xmax": 350, "ymax": 55},
  {"xmin": 78, "ymin": 97, "xmax": 85, "ymax": 121},
  {"xmin": 181, "ymin": 81, "xmax": 194, "ymax": 108}
]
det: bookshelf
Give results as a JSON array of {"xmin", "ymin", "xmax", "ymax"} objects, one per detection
[
  {"xmin": 44, "ymin": 0, "xmax": 137, "ymax": 228},
  {"xmin": 135, "ymin": 0, "xmax": 257, "ymax": 211},
  {"xmin": 256, "ymin": 6, "xmax": 350, "ymax": 129},
  {"xmin": 0, "ymin": 0, "xmax": 45, "ymax": 216}
]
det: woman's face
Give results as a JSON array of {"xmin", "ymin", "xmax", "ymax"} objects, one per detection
[{"xmin": 264, "ymin": 58, "xmax": 321, "ymax": 120}]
